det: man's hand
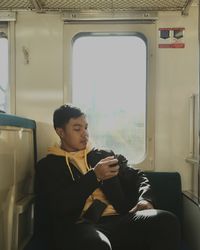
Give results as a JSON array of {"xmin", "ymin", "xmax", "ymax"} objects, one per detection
[
  {"xmin": 93, "ymin": 156, "xmax": 119, "ymax": 181},
  {"xmin": 129, "ymin": 200, "xmax": 154, "ymax": 213}
]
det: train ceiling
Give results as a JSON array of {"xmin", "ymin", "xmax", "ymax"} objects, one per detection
[{"xmin": 0, "ymin": 0, "xmax": 196, "ymax": 15}]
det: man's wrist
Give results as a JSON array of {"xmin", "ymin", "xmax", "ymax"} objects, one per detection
[{"xmin": 92, "ymin": 169, "xmax": 101, "ymax": 182}]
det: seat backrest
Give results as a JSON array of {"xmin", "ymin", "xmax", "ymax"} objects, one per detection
[
  {"xmin": 145, "ymin": 172, "xmax": 182, "ymax": 222},
  {"xmin": 0, "ymin": 113, "xmax": 36, "ymax": 250}
]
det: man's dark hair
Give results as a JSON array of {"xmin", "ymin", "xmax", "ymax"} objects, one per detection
[{"xmin": 53, "ymin": 104, "xmax": 84, "ymax": 129}]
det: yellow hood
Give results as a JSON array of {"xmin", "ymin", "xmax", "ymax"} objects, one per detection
[{"xmin": 47, "ymin": 143, "xmax": 93, "ymax": 181}]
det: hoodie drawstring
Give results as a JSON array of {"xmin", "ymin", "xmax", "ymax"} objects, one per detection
[
  {"xmin": 65, "ymin": 154, "xmax": 75, "ymax": 181},
  {"xmin": 65, "ymin": 149, "xmax": 91, "ymax": 181}
]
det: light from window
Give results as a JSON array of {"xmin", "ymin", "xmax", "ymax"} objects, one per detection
[
  {"xmin": 0, "ymin": 35, "xmax": 8, "ymax": 113},
  {"xmin": 72, "ymin": 35, "xmax": 146, "ymax": 164}
]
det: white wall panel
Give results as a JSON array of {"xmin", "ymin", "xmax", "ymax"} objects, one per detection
[{"xmin": 155, "ymin": 6, "xmax": 199, "ymax": 191}]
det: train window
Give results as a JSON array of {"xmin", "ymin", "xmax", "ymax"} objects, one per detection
[
  {"xmin": 0, "ymin": 31, "xmax": 8, "ymax": 113},
  {"xmin": 72, "ymin": 34, "xmax": 147, "ymax": 164}
]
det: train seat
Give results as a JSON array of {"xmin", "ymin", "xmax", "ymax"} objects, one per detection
[
  {"xmin": 25, "ymin": 171, "xmax": 190, "ymax": 250},
  {"xmin": 0, "ymin": 113, "xmax": 36, "ymax": 250},
  {"xmin": 145, "ymin": 172, "xmax": 182, "ymax": 222},
  {"xmin": 146, "ymin": 172, "xmax": 189, "ymax": 250}
]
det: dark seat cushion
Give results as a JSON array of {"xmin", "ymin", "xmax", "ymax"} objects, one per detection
[{"xmin": 145, "ymin": 171, "xmax": 182, "ymax": 222}]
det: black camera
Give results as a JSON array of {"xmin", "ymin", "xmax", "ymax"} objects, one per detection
[{"xmin": 110, "ymin": 155, "xmax": 125, "ymax": 167}]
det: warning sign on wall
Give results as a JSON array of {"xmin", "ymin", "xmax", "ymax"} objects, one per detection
[{"xmin": 158, "ymin": 28, "xmax": 185, "ymax": 48}]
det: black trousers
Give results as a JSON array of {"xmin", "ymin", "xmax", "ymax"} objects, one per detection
[{"xmin": 59, "ymin": 209, "xmax": 181, "ymax": 250}]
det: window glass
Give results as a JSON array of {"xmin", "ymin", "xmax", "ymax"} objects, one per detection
[
  {"xmin": 72, "ymin": 34, "xmax": 147, "ymax": 164},
  {"xmin": 0, "ymin": 33, "xmax": 8, "ymax": 113}
]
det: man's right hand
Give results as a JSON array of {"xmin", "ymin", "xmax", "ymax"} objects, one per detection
[{"xmin": 93, "ymin": 156, "xmax": 119, "ymax": 181}]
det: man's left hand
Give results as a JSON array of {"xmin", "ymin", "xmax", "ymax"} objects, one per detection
[{"xmin": 129, "ymin": 200, "xmax": 154, "ymax": 213}]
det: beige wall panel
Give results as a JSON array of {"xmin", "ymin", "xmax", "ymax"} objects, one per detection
[
  {"xmin": 15, "ymin": 12, "xmax": 63, "ymax": 159},
  {"xmin": 155, "ymin": 6, "xmax": 199, "ymax": 191},
  {"xmin": 14, "ymin": 7, "xmax": 199, "ymax": 185}
]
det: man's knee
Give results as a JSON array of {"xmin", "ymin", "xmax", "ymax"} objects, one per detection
[
  {"xmin": 80, "ymin": 231, "xmax": 112, "ymax": 250},
  {"xmin": 154, "ymin": 210, "xmax": 180, "ymax": 230},
  {"xmin": 91, "ymin": 239, "xmax": 112, "ymax": 250},
  {"xmin": 152, "ymin": 210, "xmax": 181, "ymax": 249},
  {"xmin": 148, "ymin": 209, "xmax": 181, "ymax": 245},
  {"xmin": 134, "ymin": 209, "xmax": 180, "ymax": 235},
  {"xmin": 84, "ymin": 238, "xmax": 112, "ymax": 250}
]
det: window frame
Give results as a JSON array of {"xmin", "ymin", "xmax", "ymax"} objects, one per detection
[
  {"xmin": 0, "ymin": 26, "xmax": 8, "ymax": 113},
  {"xmin": 71, "ymin": 32, "xmax": 148, "ymax": 164},
  {"xmin": 0, "ymin": 21, "xmax": 15, "ymax": 114},
  {"xmin": 63, "ymin": 23, "xmax": 156, "ymax": 170}
]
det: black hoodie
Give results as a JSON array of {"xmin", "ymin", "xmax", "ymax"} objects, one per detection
[{"xmin": 34, "ymin": 148, "xmax": 154, "ymax": 249}]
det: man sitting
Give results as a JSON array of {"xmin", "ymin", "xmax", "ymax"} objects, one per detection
[{"xmin": 35, "ymin": 104, "xmax": 180, "ymax": 250}]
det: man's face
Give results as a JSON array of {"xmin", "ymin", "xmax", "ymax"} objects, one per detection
[{"xmin": 58, "ymin": 115, "xmax": 89, "ymax": 152}]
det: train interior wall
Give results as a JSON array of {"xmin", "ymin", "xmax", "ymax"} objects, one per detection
[
  {"xmin": 2, "ymin": 4, "xmax": 199, "ymax": 250},
  {"xmin": 13, "ymin": 6, "xmax": 198, "ymax": 192}
]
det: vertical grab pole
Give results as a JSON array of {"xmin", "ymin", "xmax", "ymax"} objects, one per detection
[
  {"xmin": 189, "ymin": 95, "xmax": 195, "ymax": 159},
  {"xmin": 198, "ymin": 1, "xmax": 200, "ymax": 207}
]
